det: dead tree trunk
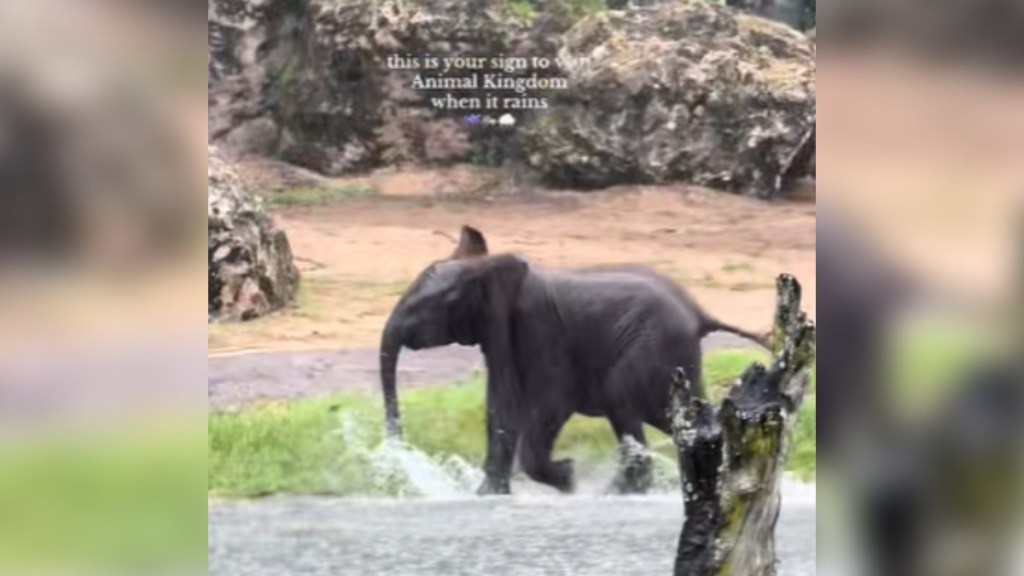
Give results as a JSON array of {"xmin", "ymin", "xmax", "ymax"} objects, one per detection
[{"xmin": 670, "ymin": 273, "xmax": 816, "ymax": 576}]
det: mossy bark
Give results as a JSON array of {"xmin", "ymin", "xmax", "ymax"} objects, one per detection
[{"xmin": 670, "ymin": 273, "xmax": 815, "ymax": 576}]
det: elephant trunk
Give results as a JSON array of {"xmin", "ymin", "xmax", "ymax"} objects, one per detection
[{"xmin": 380, "ymin": 315, "xmax": 404, "ymax": 439}]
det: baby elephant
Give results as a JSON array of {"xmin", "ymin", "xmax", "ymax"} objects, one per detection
[{"xmin": 379, "ymin": 226, "xmax": 768, "ymax": 495}]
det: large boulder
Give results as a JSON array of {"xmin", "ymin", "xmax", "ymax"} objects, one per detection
[
  {"xmin": 209, "ymin": 0, "xmax": 539, "ymax": 174},
  {"xmin": 518, "ymin": 1, "xmax": 816, "ymax": 197},
  {"xmin": 209, "ymin": 0, "xmax": 816, "ymax": 198},
  {"xmin": 208, "ymin": 147, "xmax": 299, "ymax": 321}
]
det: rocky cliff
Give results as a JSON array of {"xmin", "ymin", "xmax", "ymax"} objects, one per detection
[{"xmin": 209, "ymin": 0, "xmax": 815, "ymax": 198}]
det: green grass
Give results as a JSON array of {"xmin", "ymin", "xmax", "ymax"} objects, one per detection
[
  {"xmin": 266, "ymin": 185, "xmax": 377, "ymax": 207},
  {"xmin": 209, "ymin": 349, "xmax": 818, "ymax": 497},
  {"xmin": 721, "ymin": 262, "xmax": 754, "ymax": 273},
  {"xmin": 886, "ymin": 317, "xmax": 997, "ymax": 420},
  {"xmin": 507, "ymin": 0, "xmax": 539, "ymax": 20},
  {"xmin": 0, "ymin": 421, "xmax": 206, "ymax": 572}
]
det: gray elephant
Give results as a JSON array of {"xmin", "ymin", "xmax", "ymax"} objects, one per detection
[{"xmin": 379, "ymin": 226, "xmax": 768, "ymax": 495}]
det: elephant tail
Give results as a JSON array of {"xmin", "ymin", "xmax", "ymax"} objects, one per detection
[{"xmin": 701, "ymin": 318, "xmax": 772, "ymax": 350}]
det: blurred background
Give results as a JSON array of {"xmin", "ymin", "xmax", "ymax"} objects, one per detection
[
  {"xmin": 0, "ymin": 0, "xmax": 206, "ymax": 573},
  {"xmin": 816, "ymin": 0, "xmax": 1024, "ymax": 574}
]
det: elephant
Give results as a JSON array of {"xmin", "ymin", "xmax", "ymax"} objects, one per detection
[{"xmin": 379, "ymin": 226, "xmax": 769, "ymax": 495}]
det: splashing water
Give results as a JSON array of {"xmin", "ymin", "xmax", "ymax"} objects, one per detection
[
  {"xmin": 371, "ymin": 437, "xmax": 468, "ymax": 498},
  {"xmin": 325, "ymin": 413, "xmax": 688, "ymax": 498},
  {"xmin": 327, "ymin": 414, "xmax": 474, "ymax": 498},
  {"xmin": 440, "ymin": 453, "xmax": 486, "ymax": 492},
  {"xmin": 649, "ymin": 451, "xmax": 683, "ymax": 492}
]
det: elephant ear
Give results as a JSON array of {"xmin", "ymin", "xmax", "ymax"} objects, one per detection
[
  {"xmin": 451, "ymin": 225, "xmax": 489, "ymax": 259},
  {"xmin": 474, "ymin": 254, "xmax": 527, "ymax": 305},
  {"xmin": 472, "ymin": 254, "xmax": 529, "ymax": 425}
]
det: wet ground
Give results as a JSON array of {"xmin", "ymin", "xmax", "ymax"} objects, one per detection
[
  {"xmin": 208, "ymin": 484, "xmax": 816, "ymax": 576},
  {"xmin": 207, "ymin": 333, "xmax": 756, "ymax": 411}
]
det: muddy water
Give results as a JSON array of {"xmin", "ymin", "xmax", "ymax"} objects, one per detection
[{"xmin": 208, "ymin": 483, "xmax": 815, "ymax": 576}]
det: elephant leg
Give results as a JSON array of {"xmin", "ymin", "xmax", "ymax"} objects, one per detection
[
  {"xmin": 519, "ymin": 409, "xmax": 574, "ymax": 493},
  {"xmin": 477, "ymin": 406, "xmax": 518, "ymax": 496},
  {"xmin": 608, "ymin": 416, "xmax": 654, "ymax": 495}
]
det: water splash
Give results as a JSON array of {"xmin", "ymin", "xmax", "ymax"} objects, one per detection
[
  {"xmin": 325, "ymin": 413, "xmax": 688, "ymax": 498},
  {"xmin": 649, "ymin": 451, "xmax": 683, "ymax": 492},
  {"xmin": 371, "ymin": 437, "xmax": 466, "ymax": 498},
  {"xmin": 440, "ymin": 453, "xmax": 486, "ymax": 492},
  {"xmin": 604, "ymin": 436, "xmax": 683, "ymax": 494},
  {"xmin": 326, "ymin": 414, "xmax": 472, "ymax": 498}
]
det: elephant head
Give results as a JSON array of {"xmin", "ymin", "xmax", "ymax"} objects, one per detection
[{"xmin": 379, "ymin": 226, "xmax": 528, "ymax": 438}]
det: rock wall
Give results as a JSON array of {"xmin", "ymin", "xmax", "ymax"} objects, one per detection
[
  {"xmin": 209, "ymin": 0, "xmax": 816, "ymax": 198},
  {"xmin": 209, "ymin": 0, "xmax": 539, "ymax": 174}
]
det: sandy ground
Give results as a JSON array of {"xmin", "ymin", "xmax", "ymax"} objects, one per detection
[{"xmin": 209, "ymin": 167, "xmax": 816, "ymax": 355}]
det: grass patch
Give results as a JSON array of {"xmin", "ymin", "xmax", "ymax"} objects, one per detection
[
  {"xmin": 722, "ymin": 262, "xmax": 754, "ymax": 273},
  {"xmin": 0, "ymin": 422, "xmax": 205, "ymax": 572},
  {"xmin": 266, "ymin": 185, "xmax": 377, "ymax": 207},
  {"xmin": 507, "ymin": 0, "xmax": 539, "ymax": 20},
  {"xmin": 348, "ymin": 279, "xmax": 412, "ymax": 298},
  {"xmin": 674, "ymin": 273, "xmax": 774, "ymax": 293},
  {"xmin": 886, "ymin": 317, "xmax": 996, "ymax": 419},
  {"xmin": 209, "ymin": 349, "xmax": 817, "ymax": 497}
]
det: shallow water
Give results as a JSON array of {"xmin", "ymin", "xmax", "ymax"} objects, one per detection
[{"xmin": 208, "ymin": 483, "xmax": 816, "ymax": 576}]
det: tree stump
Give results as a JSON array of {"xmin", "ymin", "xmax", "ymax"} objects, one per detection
[{"xmin": 670, "ymin": 273, "xmax": 816, "ymax": 576}]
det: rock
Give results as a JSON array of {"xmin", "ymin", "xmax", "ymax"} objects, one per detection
[
  {"xmin": 208, "ymin": 0, "xmax": 304, "ymax": 159},
  {"xmin": 208, "ymin": 146, "xmax": 299, "ymax": 321},
  {"xmin": 518, "ymin": 1, "xmax": 816, "ymax": 198},
  {"xmin": 220, "ymin": 116, "xmax": 282, "ymax": 157},
  {"xmin": 208, "ymin": 0, "xmax": 536, "ymax": 172},
  {"xmin": 208, "ymin": 0, "xmax": 815, "ymax": 198}
]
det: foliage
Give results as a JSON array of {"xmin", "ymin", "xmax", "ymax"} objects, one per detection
[
  {"xmin": 266, "ymin": 185, "xmax": 378, "ymax": 207},
  {"xmin": 209, "ymin": 350, "xmax": 817, "ymax": 497},
  {"xmin": 0, "ymin": 423, "xmax": 206, "ymax": 572}
]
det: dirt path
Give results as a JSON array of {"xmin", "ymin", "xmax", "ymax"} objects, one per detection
[
  {"xmin": 207, "ymin": 164, "xmax": 814, "ymax": 410},
  {"xmin": 209, "ymin": 170, "xmax": 816, "ymax": 355}
]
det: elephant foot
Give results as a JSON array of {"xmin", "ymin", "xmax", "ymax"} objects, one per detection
[
  {"xmin": 476, "ymin": 475, "xmax": 511, "ymax": 496},
  {"xmin": 548, "ymin": 458, "xmax": 576, "ymax": 493},
  {"xmin": 522, "ymin": 457, "xmax": 576, "ymax": 493},
  {"xmin": 610, "ymin": 445, "xmax": 654, "ymax": 495}
]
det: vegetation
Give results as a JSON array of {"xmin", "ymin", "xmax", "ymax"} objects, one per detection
[
  {"xmin": 266, "ymin": 185, "xmax": 377, "ymax": 207},
  {"xmin": 0, "ymin": 422, "xmax": 206, "ymax": 571},
  {"xmin": 209, "ymin": 314, "xmax": 986, "ymax": 500},
  {"xmin": 209, "ymin": 350, "xmax": 818, "ymax": 497}
]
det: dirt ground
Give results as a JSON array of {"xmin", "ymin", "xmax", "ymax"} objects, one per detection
[{"xmin": 209, "ymin": 165, "xmax": 816, "ymax": 355}]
